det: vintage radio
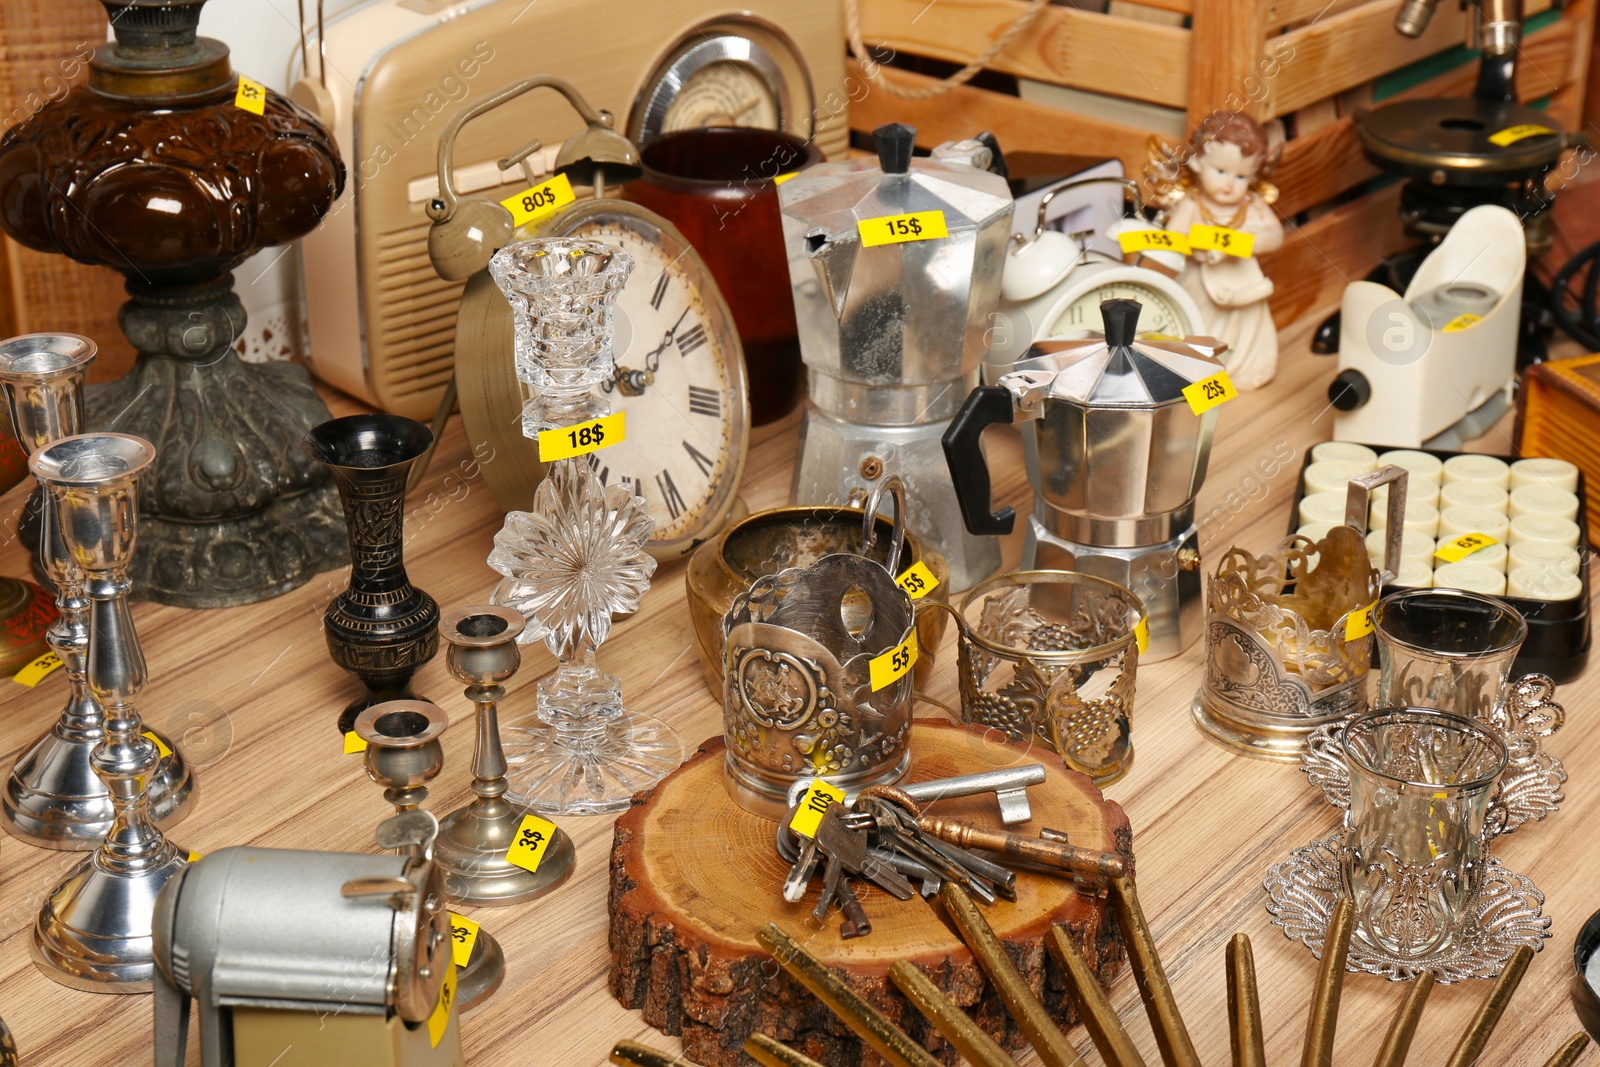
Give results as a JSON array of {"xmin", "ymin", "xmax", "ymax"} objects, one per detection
[{"xmin": 290, "ymin": 0, "xmax": 847, "ymax": 420}]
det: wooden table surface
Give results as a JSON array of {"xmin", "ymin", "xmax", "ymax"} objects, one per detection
[{"xmin": 0, "ymin": 315, "xmax": 1594, "ymax": 1066}]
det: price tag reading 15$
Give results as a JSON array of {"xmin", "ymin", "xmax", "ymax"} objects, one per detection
[
  {"xmin": 789, "ymin": 779, "xmax": 845, "ymax": 839},
  {"xmin": 858, "ymin": 210, "xmax": 948, "ymax": 248},
  {"xmin": 505, "ymin": 813, "xmax": 558, "ymax": 874},
  {"xmin": 869, "ymin": 631, "xmax": 919, "ymax": 692},
  {"xmin": 537, "ymin": 411, "xmax": 625, "ymax": 462},
  {"xmin": 1118, "ymin": 229, "xmax": 1192, "ymax": 256},
  {"xmin": 1182, "ymin": 371, "xmax": 1237, "ymax": 415},
  {"xmin": 895, "ymin": 560, "xmax": 939, "ymax": 600}
]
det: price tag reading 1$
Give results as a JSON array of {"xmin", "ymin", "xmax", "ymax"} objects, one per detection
[
  {"xmin": 869, "ymin": 631, "xmax": 919, "ymax": 692},
  {"xmin": 505, "ymin": 813, "xmax": 558, "ymax": 874},
  {"xmin": 1188, "ymin": 224, "xmax": 1255, "ymax": 258},
  {"xmin": 449, "ymin": 912, "xmax": 481, "ymax": 968},
  {"xmin": 1346, "ymin": 601, "xmax": 1377, "ymax": 642},
  {"xmin": 12, "ymin": 650, "xmax": 63, "ymax": 687},
  {"xmin": 500, "ymin": 172, "xmax": 576, "ymax": 228},
  {"xmin": 1436, "ymin": 532, "xmax": 1499, "ymax": 563},
  {"xmin": 1182, "ymin": 370, "xmax": 1238, "ymax": 415},
  {"xmin": 1489, "ymin": 123, "xmax": 1556, "ymax": 147},
  {"xmin": 858, "ymin": 210, "xmax": 948, "ymax": 248},
  {"xmin": 1118, "ymin": 229, "xmax": 1192, "ymax": 256},
  {"xmin": 896, "ymin": 560, "xmax": 939, "ymax": 600},
  {"xmin": 428, "ymin": 963, "xmax": 457, "ymax": 1049},
  {"xmin": 234, "ymin": 75, "xmax": 267, "ymax": 116},
  {"xmin": 537, "ymin": 411, "xmax": 625, "ymax": 462},
  {"xmin": 789, "ymin": 779, "xmax": 846, "ymax": 839}
]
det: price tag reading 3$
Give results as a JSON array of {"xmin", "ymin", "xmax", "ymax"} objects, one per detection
[
  {"xmin": 428, "ymin": 963, "xmax": 457, "ymax": 1048},
  {"xmin": 449, "ymin": 912, "xmax": 481, "ymax": 968},
  {"xmin": 789, "ymin": 779, "xmax": 846, "ymax": 839},
  {"xmin": 505, "ymin": 813, "xmax": 558, "ymax": 874},
  {"xmin": 1182, "ymin": 371, "xmax": 1238, "ymax": 415},
  {"xmin": 1118, "ymin": 229, "xmax": 1191, "ymax": 256},
  {"xmin": 1436, "ymin": 532, "xmax": 1499, "ymax": 563},
  {"xmin": 537, "ymin": 411, "xmax": 625, "ymax": 462},
  {"xmin": 869, "ymin": 631, "xmax": 919, "ymax": 692},
  {"xmin": 895, "ymin": 560, "xmax": 939, "ymax": 600},
  {"xmin": 858, "ymin": 210, "xmax": 948, "ymax": 248},
  {"xmin": 234, "ymin": 76, "xmax": 267, "ymax": 115},
  {"xmin": 1345, "ymin": 602, "xmax": 1377, "ymax": 641},
  {"xmin": 500, "ymin": 172, "xmax": 576, "ymax": 228},
  {"xmin": 13, "ymin": 650, "xmax": 63, "ymax": 687},
  {"xmin": 1188, "ymin": 224, "xmax": 1254, "ymax": 258}
]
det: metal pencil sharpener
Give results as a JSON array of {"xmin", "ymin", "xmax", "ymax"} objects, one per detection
[{"xmin": 152, "ymin": 847, "xmax": 463, "ymax": 1067}]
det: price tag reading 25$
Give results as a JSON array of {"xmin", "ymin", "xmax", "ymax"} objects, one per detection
[
  {"xmin": 537, "ymin": 411, "xmax": 625, "ymax": 462},
  {"xmin": 869, "ymin": 631, "xmax": 919, "ymax": 692},
  {"xmin": 858, "ymin": 210, "xmax": 948, "ymax": 248},
  {"xmin": 505, "ymin": 813, "xmax": 558, "ymax": 874},
  {"xmin": 1182, "ymin": 371, "xmax": 1238, "ymax": 415}
]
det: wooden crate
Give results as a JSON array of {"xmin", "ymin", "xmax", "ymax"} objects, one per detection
[{"xmin": 848, "ymin": 0, "xmax": 1595, "ymax": 326}]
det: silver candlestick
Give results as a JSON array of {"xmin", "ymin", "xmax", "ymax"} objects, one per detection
[
  {"xmin": 0, "ymin": 334, "xmax": 193, "ymax": 849},
  {"xmin": 30, "ymin": 432, "xmax": 189, "ymax": 991},
  {"xmin": 435, "ymin": 605, "xmax": 575, "ymax": 905}
]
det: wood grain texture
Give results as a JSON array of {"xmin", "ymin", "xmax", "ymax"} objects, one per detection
[
  {"xmin": 1187, "ymin": 0, "xmax": 1271, "ymax": 123},
  {"xmin": 608, "ymin": 724, "xmax": 1131, "ymax": 1066}
]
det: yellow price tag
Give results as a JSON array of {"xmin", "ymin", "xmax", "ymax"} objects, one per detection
[
  {"xmin": 1489, "ymin": 123, "xmax": 1556, "ymax": 147},
  {"xmin": 858, "ymin": 210, "xmax": 948, "ymax": 247},
  {"xmin": 449, "ymin": 912, "xmax": 480, "ymax": 968},
  {"xmin": 774, "ymin": 172, "xmax": 799, "ymax": 185},
  {"xmin": 1118, "ymin": 229, "xmax": 1191, "ymax": 256},
  {"xmin": 1442, "ymin": 313, "xmax": 1481, "ymax": 333},
  {"xmin": 1188, "ymin": 224, "xmax": 1255, "ymax": 258},
  {"xmin": 234, "ymin": 75, "xmax": 267, "ymax": 116},
  {"xmin": 789, "ymin": 779, "xmax": 846, "ymax": 839},
  {"xmin": 1435, "ymin": 532, "xmax": 1499, "ymax": 563},
  {"xmin": 1134, "ymin": 617, "xmax": 1149, "ymax": 656},
  {"xmin": 343, "ymin": 731, "xmax": 367, "ymax": 755},
  {"xmin": 143, "ymin": 731, "xmax": 172, "ymax": 760},
  {"xmin": 1345, "ymin": 602, "xmax": 1376, "ymax": 641},
  {"xmin": 500, "ymin": 172, "xmax": 576, "ymax": 229},
  {"xmin": 1182, "ymin": 371, "xmax": 1238, "ymax": 415},
  {"xmin": 868, "ymin": 631, "xmax": 919, "ymax": 692},
  {"xmin": 505, "ymin": 813, "xmax": 558, "ymax": 874},
  {"xmin": 428, "ymin": 963, "xmax": 457, "ymax": 1048},
  {"xmin": 895, "ymin": 560, "xmax": 939, "ymax": 600},
  {"xmin": 13, "ymin": 650, "xmax": 63, "ymax": 687},
  {"xmin": 537, "ymin": 411, "xmax": 625, "ymax": 462},
  {"xmin": 188, "ymin": 850, "xmax": 202, "ymax": 863}
]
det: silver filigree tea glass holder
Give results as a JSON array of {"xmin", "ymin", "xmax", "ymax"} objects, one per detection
[{"xmin": 486, "ymin": 238, "xmax": 681, "ymax": 815}]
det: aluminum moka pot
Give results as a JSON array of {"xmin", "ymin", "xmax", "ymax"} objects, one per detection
[
  {"xmin": 943, "ymin": 298, "xmax": 1226, "ymax": 660},
  {"xmin": 780, "ymin": 123, "xmax": 1013, "ymax": 590}
]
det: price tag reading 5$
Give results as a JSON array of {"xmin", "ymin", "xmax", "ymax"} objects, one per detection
[
  {"xmin": 13, "ymin": 650, "xmax": 63, "ymax": 687},
  {"xmin": 1436, "ymin": 532, "xmax": 1499, "ymax": 563},
  {"xmin": 1188, "ymin": 224, "xmax": 1254, "ymax": 258},
  {"xmin": 858, "ymin": 210, "xmax": 948, "ymax": 248},
  {"xmin": 896, "ymin": 560, "xmax": 939, "ymax": 600},
  {"xmin": 869, "ymin": 631, "xmax": 919, "ymax": 692},
  {"xmin": 1182, "ymin": 371, "xmax": 1238, "ymax": 415},
  {"xmin": 234, "ymin": 76, "xmax": 267, "ymax": 115},
  {"xmin": 505, "ymin": 813, "xmax": 558, "ymax": 874},
  {"xmin": 789, "ymin": 779, "xmax": 846, "ymax": 838},
  {"xmin": 449, "ymin": 912, "xmax": 481, "ymax": 968},
  {"xmin": 537, "ymin": 411, "xmax": 625, "ymax": 462},
  {"xmin": 500, "ymin": 172, "xmax": 576, "ymax": 228},
  {"xmin": 1345, "ymin": 601, "xmax": 1377, "ymax": 641}
]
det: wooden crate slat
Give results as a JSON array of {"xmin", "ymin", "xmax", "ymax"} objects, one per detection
[
  {"xmin": 1111, "ymin": 0, "xmax": 1192, "ymax": 14},
  {"xmin": 1262, "ymin": 184, "xmax": 1407, "ymax": 324},
  {"xmin": 857, "ymin": 0, "xmax": 1191, "ymax": 108},
  {"xmin": 1188, "ymin": 1, "xmax": 1274, "ymax": 122},
  {"xmin": 1274, "ymin": 0, "xmax": 1553, "ymax": 32}
]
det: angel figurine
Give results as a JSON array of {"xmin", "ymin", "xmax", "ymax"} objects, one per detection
[{"xmin": 1145, "ymin": 110, "xmax": 1285, "ymax": 390}]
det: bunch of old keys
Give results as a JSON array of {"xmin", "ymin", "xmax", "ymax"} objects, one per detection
[{"xmin": 776, "ymin": 767, "xmax": 1127, "ymax": 939}]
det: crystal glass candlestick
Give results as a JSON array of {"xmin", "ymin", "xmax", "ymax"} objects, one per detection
[
  {"xmin": 29, "ymin": 433, "xmax": 190, "ymax": 992},
  {"xmin": 487, "ymin": 239, "xmax": 681, "ymax": 815},
  {"xmin": 0, "ymin": 335, "xmax": 193, "ymax": 848}
]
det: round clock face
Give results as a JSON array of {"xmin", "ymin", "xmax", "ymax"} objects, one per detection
[
  {"xmin": 630, "ymin": 23, "xmax": 813, "ymax": 148},
  {"xmin": 538, "ymin": 201, "xmax": 749, "ymax": 553},
  {"xmin": 1048, "ymin": 280, "xmax": 1197, "ymax": 339},
  {"xmin": 663, "ymin": 61, "xmax": 780, "ymax": 132}
]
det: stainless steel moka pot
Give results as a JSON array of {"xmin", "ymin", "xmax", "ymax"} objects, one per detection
[
  {"xmin": 779, "ymin": 123, "xmax": 1014, "ymax": 590},
  {"xmin": 943, "ymin": 299, "xmax": 1226, "ymax": 660}
]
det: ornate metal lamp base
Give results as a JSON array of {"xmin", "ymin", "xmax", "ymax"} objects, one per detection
[
  {"xmin": 4, "ymin": 726, "xmax": 193, "ymax": 849},
  {"xmin": 32, "ymin": 843, "xmax": 188, "ymax": 992},
  {"xmin": 458, "ymin": 929, "xmax": 505, "ymax": 1012},
  {"xmin": 435, "ymin": 803, "xmax": 576, "ymax": 906}
]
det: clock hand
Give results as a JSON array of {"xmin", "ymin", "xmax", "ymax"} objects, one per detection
[
  {"xmin": 645, "ymin": 308, "xmax": 691, "ymax": 373},
  {"xmin": 602, "ymin": 366, "xmax": 655, "ymax": 397}
]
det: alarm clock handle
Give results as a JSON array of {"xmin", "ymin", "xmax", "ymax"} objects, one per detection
[{"xmin": 942, "ymin": 386, "xmax": 1017, "ymax": 536}]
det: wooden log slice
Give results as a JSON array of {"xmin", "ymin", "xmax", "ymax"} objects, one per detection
[{"xmin": 609, "ymin": 719, "xmax": 1134, "ymax": 1067}]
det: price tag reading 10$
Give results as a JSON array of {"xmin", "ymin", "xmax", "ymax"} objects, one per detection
[
  {"xmin": 858, "ymin": 210, "xmax": 948, "ymax": 248},
  {"xmin": 789, "ymin": 779, "xmax": 845, "ymax": 839},
  {"xmin": 537, "ymin": 411, "xmax": 625, "ymax": 462},
  {"xmin": 868, "ymin": 631, "xmax": 919, "ymax": 692},
  {"xmin": 1182, "ymin": 371, "xmax": 1237, "ymax": 415},
  {"xmin": 505, "ymin": 813, "xmax": 558, "ymax": 874},
  {"xmin": 896, "ymin": 560, "xmax": 939, "ymax": 600}
]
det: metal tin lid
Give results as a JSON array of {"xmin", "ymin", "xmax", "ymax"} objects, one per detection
[{"xmin": 1357, "ymin": 98, "xmax": 1578, "ymax": 182}]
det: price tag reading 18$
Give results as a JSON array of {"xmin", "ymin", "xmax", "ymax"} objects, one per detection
[
  {"xmin": 858, "ymin": 210, "xmax": 948, "ymax": 248},
  {"xmin": 537, "ymin": 411, "xmax": 625, "ymax": 462},
  {"xmin": 1118, "ymin": 229, "xmax": 1191, "ymax": 256},
  {"xmin": 500, "ymin": 172, "xmax": 576, "ymax": 229},
  {"xmin": 505, "ymin": 812, "xmax": 558, "ymax": 874},
  {"xmin": 1182, "ymin": 370, "xmax": 1238, "ymax": 415},
  {"xmin": 1188, "ymin": 224, "xmax": 1255, "ymax": 258},
  {"xmin": 12, "ymin": 650, "xmax": 63, "ymax": 687},
  {"xmin": 234, "ymin": 75, "xmax": 267, "ymax": 116},
  {"xmin": 895, "ymin": 560, "xmax": 939, "ymax": 600},
  {"xmin": 1436, "ymin": 532, "xmax": 1499, "ymax": 563},
  {"xmin": 428, "ymin": 963, "xmax": 457, "ymax": 1048},
  {"xmin": 869, "ymin": 631, "xmax": 919, "ymax": 692},
  {"xmin": 789, "ymin": 779, "xmax": 846, "ymax": 839},
  {"xmin": 449, "ymin": 912, "xmax": 481, "ymax": 968},
  {"xmin": 1345, "ymin": 601, "xmax": 1377, "ymax": 642}
]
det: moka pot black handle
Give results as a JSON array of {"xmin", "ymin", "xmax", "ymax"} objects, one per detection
[{"xmin": 941, "ymin": 385, "xmax": 1017, "ymax": 536}]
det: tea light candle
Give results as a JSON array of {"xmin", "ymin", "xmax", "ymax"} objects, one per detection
[
  {"xmin": 1378, "ymin": 449, "xmax": 1444, "ymax": 484},
  {"xmin": 1367, "ymin": 499, "xmax": 1439, "ymax": 538},
  {"xmin": 1509, "ymin": 485, "xmax": 1580, "ymax": 522},
  {"xmin": 1391, "ymin": 558, "xmax": 1434, "ymax": 588},
  {"xmin": 1433, "ymin": 536, "xmax": 1507, "ymax": 572},
  {"xmin": 1371, "ymin": 482, "xmax": 1440, "ymax": 510},
  {"xmin": 1510, "ymin": 456, "xmax": 1579, "ymax": 493},
  {"xmin": 1509, "ymin": 514, "xmax": 1581, "ymax": 548},
  {"xmin": 1311, "ymin": 441, "xmax": 1378, "ymax": 470},
  {"xmin": 1367, "ymin": 529, "xmax": 1434, "ymax": 567},
  {"xmin": 1295, "ymin": 522, "xmax": 1337, "ymax": 543},
  {"xmin": 1508, "ymin": 540, "xmax": 1582, "ymax": 576},
  {"xmin": 1304, "ymin": 460, "xmax": 1369, "ymax": 497},
  {"xmin": 1298, "ymin": 491, "xmax": 1348, "ymax": 527},
  {"xmin": 1443, "ymin": 454, "xmax": 1510, "ymax": 488},
  {"xmin": 1438, "ymin": 505, "xmax": 1511, "ymax": 542},
  {"xmin": 1439, "ymin": 481, "xmax": 1508, "ymax": 513},
  {"xmin": 1432, "ymin": 561, "xmax": 1507, "ymax": 596},
  {"xmin": 1507, "ymin": 565, "xmax": 1584, "ymax": 601}
]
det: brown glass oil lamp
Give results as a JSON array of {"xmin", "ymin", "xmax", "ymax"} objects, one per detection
[{"xmin": 0, "ymin": 0, "xmax": 348, "ymax": 607}]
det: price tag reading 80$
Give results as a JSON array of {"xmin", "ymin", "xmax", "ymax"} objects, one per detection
[
  {"xmin": 500, "ymin": 172, "xmax": 576, "ymax": 229},
  {"xmin": 537, "ymin": 411, "xmax": 625, "ymax": 462},
  {"xmin": 505, "ymin": 813, "xmax": 558, "ymax": 874}
]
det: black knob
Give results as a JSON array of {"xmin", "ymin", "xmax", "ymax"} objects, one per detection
[
  {"xmin": 974, "ymin": 131, "xmax": 1009, "ymax": 179},
  {"xmin": 875, "ymin": 123, "xmax": 916, "ymax": 175},
  {"xmin": 1100, "ymin": 299, "xmax": 1142, "ymax": 348},
  {"xmin": 1328, "ymin": 369, "xmax": 1372, "ymax": 411}
]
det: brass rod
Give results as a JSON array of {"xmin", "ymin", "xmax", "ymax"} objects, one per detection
[
  {"xmin": 756, "ymin": 923, "xmax": 943, "ymax": 1067},
  {"xmin": 1301, "ymin": 896, "xmax": 1355, "ymax": 1067},
  {"xmin": 1539, "ymin": 1032, "xmax": 1592, "ymax": 1067},
  {"xmin": 919, "ymin": 816, "xmax": 1128, "ymax": 879},
  {"xmin": 1444, "ymin": 944, "xmax": 1535, "ymax": 1067},
  {"xmin": 889, "ymin": 959, "xmax": 1017, "ymax": 1067},
  {"xmin": 1226, "ymin": 933, "xmax": 1266, "ymax": 1067},
  {"xmin": 1048, "ymin": 925, "xmax": 1148, "ymax": 1067},
  {"xmin": 745, "ymin": 1033, "xmax": 830, "ymax": 1067},
  {"xmin": 1372, "ymin": 972, "xmax": 1436, "ymax": 1067},
  {"xmin": 1107, "ymin": 876, "xmax": 1202, "ymax": 1067},
  {"xmin": 938, "ymin": 881, "xmax": 1089, "ymax": 1067},
  {"xmin": 609, "ymin": 1040, "xmax": 681, "ymax": 1067}
]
